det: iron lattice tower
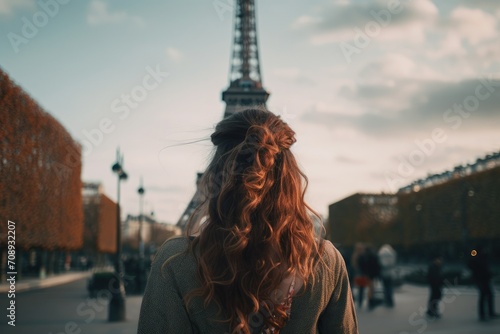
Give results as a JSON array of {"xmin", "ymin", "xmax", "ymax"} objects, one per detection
[
  {"xmin": 176, "ymin": 0, "xmax": 269, "ymax": 229},
  {"xmin": 223, "ymin": 0, "xmax": 269, "ymax": 118}
]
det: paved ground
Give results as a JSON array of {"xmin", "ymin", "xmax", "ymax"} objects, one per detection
[
  {"xmin": 0, "ymin": 278, "xmax": 141, "ymax": 334},
  {"xmin": 356, "ymin": 284, "xmax": 500, "ymax": 334},
  {"xmin": 0, "ymin": 277, "xmax": 499, "ymax": 333}
]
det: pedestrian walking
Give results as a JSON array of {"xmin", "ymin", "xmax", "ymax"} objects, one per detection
[
  {"xmin": 467, "ymin": 246, "xmax": 499, "ymax": 321},
  {"xmin": 358, "ymin": 245, "xmax": 382, "ymax": 310},
  {"xmin": 138, "ymin": 109, "xmax": 359, "ymax": 333},
  {"xmin": 378, "ymin": 244, "xmax": 396, "ymax": 307},
  {"xmin": 426, "ymin": 254, "xmax": 443, "ymax": 318},
  {"xmin": 351, "ymin": 243, "xmax": 368, "ymax": 308},
  {"xmin": 339, "ymin": 247, "xmax": 354, "ymax": 291}
]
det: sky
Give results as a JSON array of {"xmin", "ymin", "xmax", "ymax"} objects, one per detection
[{"xmin": 1, "ymin": 0, "xmax": 500, "ymax": 224}]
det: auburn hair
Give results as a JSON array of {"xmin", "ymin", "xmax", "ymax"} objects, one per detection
[{"xmin": 184, "ymin": 109, "xmax": 324, "ymax": 333}]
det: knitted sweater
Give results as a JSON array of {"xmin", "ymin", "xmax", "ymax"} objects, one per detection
[{"xmin": 137, "ymin": 237, "xmax": 358, "ymax": 334}]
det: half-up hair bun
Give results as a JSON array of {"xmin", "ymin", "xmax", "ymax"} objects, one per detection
[
  {"xmin": 244, "ymin": 125, "xmax": 280, "ymax": 171},
  {"xmin": 210, "ymin": 110, "xmax": 296, "ymax": 170},
  {"xmin": 240, "ymin": 112, "xmax": 296, "ymax": 210},
  {"xmin": 244, "ymin": 113, "xmax": 296, "ymax": 161}
]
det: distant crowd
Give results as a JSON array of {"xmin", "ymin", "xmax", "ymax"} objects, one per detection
[{"xmin": 344, "ymin": 243, "xmax": 498, "ymax": 322}]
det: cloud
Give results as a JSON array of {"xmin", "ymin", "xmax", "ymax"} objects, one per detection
[
  {"xmin": 87, "ymin": 0, "xmax": 143, "ymax": 26},
  {"xmin": 302, "ymin": 76, "xmax": 500, "ymax": 136},
  {"xmin": 457, "ymin": 0, "xmax": 500, "ymax": 11},
  {"xmin": 425, "ymin": 33, "xmax": 466, "ymax": 60},
  {"xmin": 0, "ymin": 0, "xmax": 35, "ymax": 15},
  {"xmin": 445, "ymin": 6, "xmax": 498, "ymax": 45},
  {"xmin": 409, "ymin": 77, "xmax": 500, "ymax": 122},
  {"xmin": 358, "ymin": 53, "xmax": 443, "ymax": 81},
  {"xmin": 294, "ymin": 0, "xmax": 438, "ymax": 45},
  {"xmin": 476, "ymin": 42, "xmax": 500, "ymax": 66},
  {"xmin": 337, "ymin": 53, "xmax": 442, "ymax": 114},
  {"xmin": 295, "ymin": 0, "xmax": 500, "ymax": 50},
  {"xmin": 166, "ymin": 47, "xmax": 183, "ymax": 62}
]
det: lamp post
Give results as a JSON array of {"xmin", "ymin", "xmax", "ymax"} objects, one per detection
[
  {"xmin": 461, "ymin": 186, "xmax": 475, "ymax": 255},
  {"xmin": 415, "ymin": 203, "xmax": 423, "ymax": 260},
  {"xmin": 137, "ymin": 177, "xmax": 145, "ymax": 293},
  {"xmin": 109, "ymin": 148, "xmax": 128, "ymax": 322}
]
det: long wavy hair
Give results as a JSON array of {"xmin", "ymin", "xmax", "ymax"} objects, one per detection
[{"xmin": 184, "ymin": 109, "xmax": 324, "ymax": 333}]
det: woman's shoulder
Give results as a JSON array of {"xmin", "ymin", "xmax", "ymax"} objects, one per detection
[
  {"xmin": 153, "ymin": 236, "xmax": 191, "ymax": 266},
  {"xmin": 317, "ymin": 239, "xmax": 347, "ymax": 278},
  {"xmin": 321, "ymin": 239, "xmax": 343, "ymax": 265}
]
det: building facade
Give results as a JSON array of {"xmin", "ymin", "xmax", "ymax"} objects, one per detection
[{"xmin": 329, "ymin": 159, "xmax": 500, "ymax": 262}]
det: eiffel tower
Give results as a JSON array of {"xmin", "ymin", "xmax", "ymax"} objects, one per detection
[{"xmin": 176, "ymin": 0, "xmax": 269, "ymax": 230}]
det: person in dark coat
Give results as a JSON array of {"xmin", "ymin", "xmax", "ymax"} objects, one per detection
[
  {"xmin": 358, "ymin": 246, "xmax": 382, "ymax": 310},
  {"xmin": 467, "ymin": 246, "xmax": 499, "ymax": 321},
  {"xmin": 351, "ymin": 243, "xmax": 367, "ymax": 308},
  {"xmin": 426, "ymin": 254, "xmax": 443, "ymax": 318}
]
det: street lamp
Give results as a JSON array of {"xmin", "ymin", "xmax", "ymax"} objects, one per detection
[
  {"xmin": 137, "ymin": 177, "xmax": 145, "ymax": 293},
  {"xmin": 109, "ymin": 148, "xmax": 128, "ymax": 322}
]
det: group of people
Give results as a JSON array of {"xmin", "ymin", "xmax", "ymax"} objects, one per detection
[
  {"xmin": 349, "ymin": 241, "xmax": 498, "ymax": 323},
  {"xmin": 350, "ymin": 243, "xmax": 397, "ymax": 310}
]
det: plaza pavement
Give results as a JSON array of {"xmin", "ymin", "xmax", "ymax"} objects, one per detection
[{"xmin": 0, "ymin": 276, "xmax": 499, "ymax": 333}]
